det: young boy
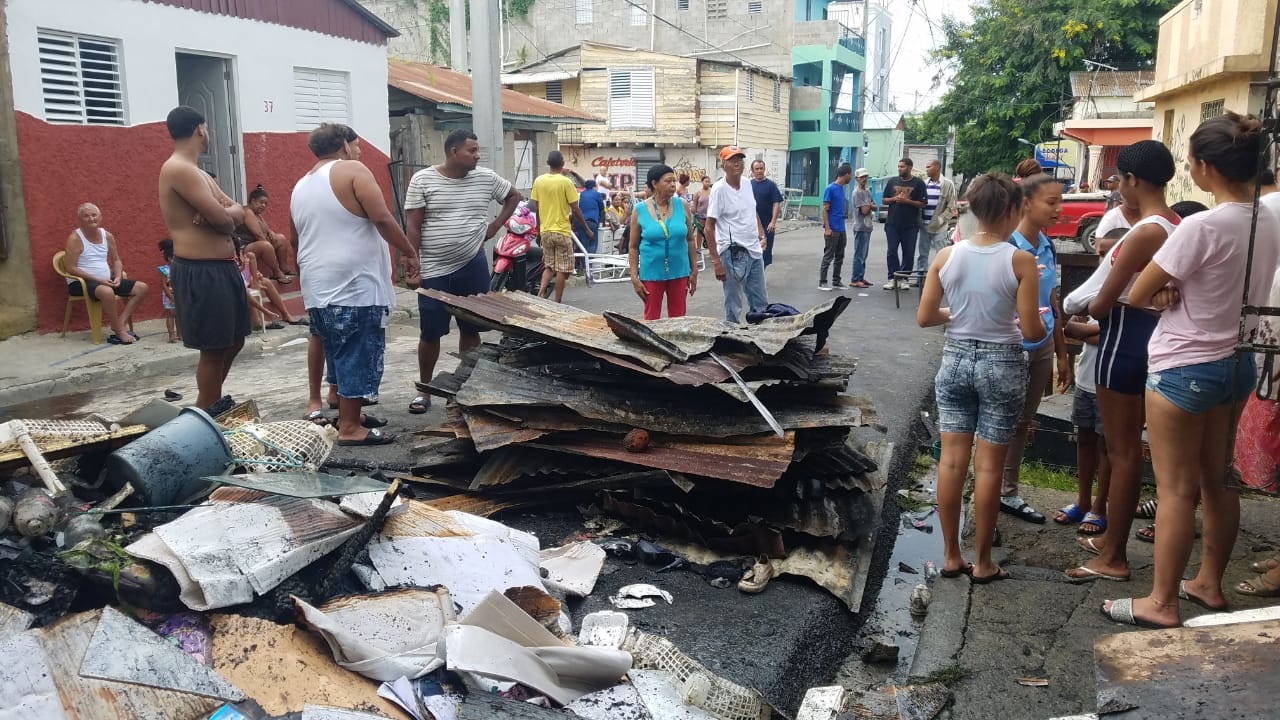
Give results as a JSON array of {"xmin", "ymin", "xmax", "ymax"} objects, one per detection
[{"xmin": 157, "ymin": 239, "xmax": 180, "ymax": 343}]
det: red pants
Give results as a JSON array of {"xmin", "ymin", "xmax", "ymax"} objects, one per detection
[{"xmin": 642, "ymin": 277, "xmax": 689, "ymax": 320}]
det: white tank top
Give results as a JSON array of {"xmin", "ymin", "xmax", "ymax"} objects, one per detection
[
  {"xmin": 291, "ymin": 160, "xmax": 393, "ymax": 311},
  {"xmin": 939, "ymin": 240, "xmax": 1022, "ymax": 345},
  {"xmin": 68, "ymin": 228, "xmax": 109, "ymax": 285}
]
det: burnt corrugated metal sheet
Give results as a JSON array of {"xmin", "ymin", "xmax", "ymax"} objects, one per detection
[
  {"xmin": 472, "ymin": 446, "xmax": 644, "ymax": 488},
  {"xmin": 147, "ymin": 0, "xmax": 397, "ymax": 44},
  {"xmin": 620, "ymin": 296, "xmax": 851, "ymax": 357}
]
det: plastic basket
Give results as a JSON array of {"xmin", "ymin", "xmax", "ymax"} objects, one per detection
[
  {"xmin": 624, "ymin": 630, "xmax": 770, "ymax": 720},
  {"xmin": 224, "ymin": 421, "xmax": 336, "ymax": 473},
  {"xmin": 0, "ymin": 419, "xmax": 116, "ymax": 454}
]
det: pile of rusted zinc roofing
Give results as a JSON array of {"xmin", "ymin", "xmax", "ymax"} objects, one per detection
[{"xmin": 413, "ymin": 290, "xmax": 884, "ymax": 607}]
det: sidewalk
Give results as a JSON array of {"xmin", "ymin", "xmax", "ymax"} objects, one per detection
[
  {"xmin": 906, "ymin": 479, "xmax": 1280, "ymax": 719},
  {"xmin": 0, "ymin": 286, "xmax": 421, "ymax": 410}
]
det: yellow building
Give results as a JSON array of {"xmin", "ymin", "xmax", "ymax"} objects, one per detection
[
  {"xmin": 1138, "ymin": 0, "xmax": 1279, "ymax": 204},
  {"xmin": 502, "ymin": 42, "xmax": 791, "ymax": 194}
]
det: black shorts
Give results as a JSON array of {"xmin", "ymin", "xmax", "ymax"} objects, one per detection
[
  {"xmin": 68, "ymin": 278, "xmax": 137, "ymax": 298},
  {"xmin": 171, "ymin": 256, "xmax": 249, "ymax": 350},
  {"xmin": 1096, "ymin": 304, "xmax": 1159, "ymax": 395}
]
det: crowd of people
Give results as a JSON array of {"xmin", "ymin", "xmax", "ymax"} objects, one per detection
[{"xmin": 919, "ymin": 111, "xmax": 1280, "ymax": 628}]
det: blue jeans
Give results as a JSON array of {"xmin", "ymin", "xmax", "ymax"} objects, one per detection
[
  {"xmin": 915, "ymin": 228, "xmax": 951, "ymax": 274},
  {"xmin": 308, "ymin": 305, "xmax": 387, "ymax": 401},
  {"xmin": 885, "ymin": 224, "xmax": 917, "ymax": 280},
  {"xmin": 720, "ymin": 246, "xmax": 768, "ymax": 324},
  {"xmin": 849, "ymin": 229, "xmax": 871, "ymax": 282},
  {"xmin": 935, "ymin": 339, "xmax": 1029, "ymax": 445}
]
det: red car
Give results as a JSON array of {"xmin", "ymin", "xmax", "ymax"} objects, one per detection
[{"xmin": 1046, "ymin": 191, "xmax": 1109, "ymax": 252}]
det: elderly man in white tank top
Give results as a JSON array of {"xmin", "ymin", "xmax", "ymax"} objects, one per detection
[{"xmin": 63, "ymin": 203, "xmax": 149, "ymax": 344}]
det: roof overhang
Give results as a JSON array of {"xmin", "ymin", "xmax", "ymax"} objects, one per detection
[
  {"xmin": 1137, "ymin": 56, "xmax": 1270, "ymax": 103},
  {"xmin": 502, "ymin": 70, "xmax": 578, "ymax": 84},
  {"xmin": 1059, "ymin": 118, "xmax": 1155, "ymax": 147}
]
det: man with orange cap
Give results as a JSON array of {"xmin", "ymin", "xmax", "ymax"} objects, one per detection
[{"xmin": 705, "ymin": 145, "xmax": 768, "ymax": 323}]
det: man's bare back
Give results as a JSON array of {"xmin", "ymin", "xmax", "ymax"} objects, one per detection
[{"xmin": 158, "ymin": 154, "xmax": 240, "ymax": 260}]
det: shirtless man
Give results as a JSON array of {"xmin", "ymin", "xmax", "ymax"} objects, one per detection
[
  {"xmin": 157, "ymin": 106, "xmax": 249, "ymax": 410},
  {"xmin": 63, "ymin": 203, "xmax": 149, "ymax": 344}
]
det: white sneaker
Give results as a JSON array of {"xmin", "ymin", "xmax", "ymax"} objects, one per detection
[
  {"xmin": 818, "ymin": 283, "xmax": 832, "ymax": 291},
  {"xmin": 898, "ymin": 280, "xmax": 912, "ymax": 290},
  {"xmin": 882, "ymin": 280, "xmax": 897, "ymax": 290}
]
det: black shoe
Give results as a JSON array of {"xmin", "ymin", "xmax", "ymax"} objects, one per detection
[{"xmin": 999, "ymin": 495, "xmax": 1046, "ymax": 524}]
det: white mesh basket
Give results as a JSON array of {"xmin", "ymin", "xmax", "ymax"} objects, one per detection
[
  {"xmin": 0, "ymin": 419, "xmax": 116, "ymax": 454},
  {"xmin": 624, "ymin": 630, "xmax": 771, "ymax": 720},
  {"xmin": 224, "ymin": 421, "xmax": 336, "ymax": 472}
]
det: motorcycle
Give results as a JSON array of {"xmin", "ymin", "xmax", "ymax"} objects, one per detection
[{"xmin": 490, "ymin": 202, "xmax": 548, "ymax": 295}]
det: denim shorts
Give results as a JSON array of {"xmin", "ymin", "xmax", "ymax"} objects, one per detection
[
  {"xmin": 935, "ymin": 339, "xmax": 1029, "ymax": 444},
  {"xmin": 307, "ymin": 305, "xmax": 387, "ymax": 401},
  {"xmin": 1072, "ymin": 387, "xmax": 1103, "ymax": 434},
  {"xmin": 1147, "ymin": 354, "xmax": 1257, "ymax": 415}
]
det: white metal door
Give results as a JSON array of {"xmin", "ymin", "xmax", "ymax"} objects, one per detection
[
  {"xmin": 513, "ymin": 140, "xmax": 534, "ymax": 190},
  {"xmin": 176, "ymin": 53, "xmax": 242, "ymax": 201}
]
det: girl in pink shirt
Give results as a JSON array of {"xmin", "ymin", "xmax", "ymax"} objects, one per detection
[{"xmin": 1101, "ymin": 112, "xmax": 1278, "ymax": 629}]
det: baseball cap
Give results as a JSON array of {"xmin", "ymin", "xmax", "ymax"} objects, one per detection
[
  {"xmin": 719, "ymin": 145, "xmax": 746, "ymax": 162},
  {"xmin": 854, "ymin": 168, "xmax": 870, "ymax": 178}
]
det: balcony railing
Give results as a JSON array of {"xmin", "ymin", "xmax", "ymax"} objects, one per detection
[
  {"xmin": 829, "ymin": 111, "xmax": 860, "ymax": 133},
  {"xmin": 838, "ymin": 24, "xmax": 865, "ymax": 56},
  {"xmin": 795, "ymin": 19, "xmax": 866, "ymax": 56}
]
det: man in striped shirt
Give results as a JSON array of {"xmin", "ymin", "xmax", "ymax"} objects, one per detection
[
  {"xmin": 911, "ymin": 159, "xmax": 956, "ymax": 285},
  {"xmin": 405, "ymin": 129, "xmax": 521, "ymax": 414}
]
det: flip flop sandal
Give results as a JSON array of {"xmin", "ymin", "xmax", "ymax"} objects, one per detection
[
  {"xmin": 276, "ymin": 275, "xmax": 296, "ymax": 284},
  {"xmin": 1179, "ymin": 580, "xmax": 1228, "ymax": 611},
  {"xmin": 360, "ymin": 413, "xmax": 388, "ymax": 429},
  {"xmin": 970, "ymin": 568, "xmax": 1011, "ymax": 585},
  {"xmin": 127, "ymin": 330, "xmax": 140, "ymax": 340},
  {"xmin": 1054, "ymin": 502, "xmax": 1086, "ymax": 525},
  {"xmin": 940, "ymin": 563, "xmax": 973, "ymax": 579},
  {"xmin": 1065, "ymin": 566, "xmax": 1130, "ymax": 583},
  {"xmin": 303, "ymin": 410, "xmax": 331, "ymax": 427},
  {"xmin": 999, "ymin": 497, "xmax": 1046, "ymax": 524},
  {"xmin": 287, "ymin": 318, "xmax": 310, "ymax": 326},
  {"xmin": 106, "ymin": 334, "xmax": 126, "ymax": 345},
  {"xmin": 1135, "ymin": 524, "xmax": 1156, "ymax": 543},
  {"xmin": 737, "ymin": 556, "xmax": 775, "ymax": 593},
  {"xmin": 1100, "ymin": 598, "xmax": 1178, "ymax": 629},
  {"xmin": 337, "ymin": 427, "xmax": 395, "ymax": 446},
  {"xmin": 1136, "ymin": 499, "xmax": 1158, "ymax": 519},
  {"xmin": 265, "ymin": 321, "xmax": 286, "ymax": 330},
  {"xmin": 1078, "ymin": 512, "xmax": 1107, "ymax": 536},
  {"xmin": 1077, "ymin": 536, "xmax": 1104, "ymax": 556},
  {"xmin": 1236, "ymin": 573, "xmax": 1280, "ymax": 597},
  {"xmin": 329, "ymin": 398, "xmax": 379, "ymax": 409},
  {"xmin": 1250, "ymin": 557, "xmax": 1280, "ymax": 573},
  {"xmin": 408, "ymin": 395, "xmax": 430, "ymax": 414}
]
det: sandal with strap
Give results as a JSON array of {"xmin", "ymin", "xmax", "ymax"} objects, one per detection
[
  {"xmin": 1078, "ymin": 512, "xmax": 1106, "ymax": 536},
  {"xmin": 1053, "ymin": 502, "xmax": 1086, "ymax": 525},
  {"xmin": 1100, "ymin": 598, "xmax": 1179, "ymax": 629},
  {"xmin": 1136, "ymin": 499, "xmax": 1158, "ymax": 519},
  {"xmin": 1250, "ymin": 557, "xmax": 1280, "ymax": 573},
  {"xmin": 303, "ymin": 409, "xmax": 331, "ymax": 427},
  {"xmin": 408, "ymin": 395, "xmax": 430, "ymax": 414},
  {"xmin": 737, "ymin": 556, "xmax": 776, "ymax": 593},
  {"xmin": 1237, "ymin": 573, "xmax": 1280, "ymax": 597}
]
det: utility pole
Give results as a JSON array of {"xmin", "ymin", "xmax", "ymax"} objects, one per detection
[
  {"xmin": 449, "ymin": 0, "xmax": 468, "ymax": 71},
  {"xmin": 857, "ymin": 0, "xmax": 870, "ymax": 168},
  {"xmin": 472, "ymin": 0, "xmax": 506, "ymax": 177}
]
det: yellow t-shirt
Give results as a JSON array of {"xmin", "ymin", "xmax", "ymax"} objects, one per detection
[{"xmin": 530, "ymin": 172, "xmax": 579, "ymax": 236}]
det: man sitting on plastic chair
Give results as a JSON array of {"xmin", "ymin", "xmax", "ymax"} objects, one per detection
[{"xmin": 63, "ymin": 203, "xmax": 149, "ymax": 344}]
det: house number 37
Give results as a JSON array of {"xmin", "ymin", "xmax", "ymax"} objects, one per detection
[{"xmin": 263, "ymin": 101, "xmax": 274, "ymax": 112}]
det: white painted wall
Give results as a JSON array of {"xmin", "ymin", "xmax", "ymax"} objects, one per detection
[{"xmin": 5, "ymin": 0, "xmax": 391, "ymax": 152}]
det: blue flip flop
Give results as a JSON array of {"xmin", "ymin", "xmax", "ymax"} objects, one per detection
[
  {"xmin": 1079, "ymin": 512, "xmax": 1107, "ymax": 536},
  {"xmin": 1054, "ymin": 502, "xmax": 1086, "ymax": 525}
]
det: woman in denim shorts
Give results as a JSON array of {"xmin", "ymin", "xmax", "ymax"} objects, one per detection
[
  {"xmin": 918, "ymin": 174, "xmax": 1046, "ymax": 584},
  {"xmin": 1101, "ymin": 112, "xmax": 1279, "ymax": 629}
]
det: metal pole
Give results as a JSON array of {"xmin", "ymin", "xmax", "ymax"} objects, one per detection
[
  {"xmin": 472, "ymin": 0, "xmax": 506, "ymax": 176},
  {"xmin": 449, "ymin": 0, "xmax": 469, "ymax": 71}
]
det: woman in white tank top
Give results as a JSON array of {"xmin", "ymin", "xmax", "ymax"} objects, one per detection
[{"xmin": 917, "ymin": 174, "xmax": 1045, "ymax": 584}]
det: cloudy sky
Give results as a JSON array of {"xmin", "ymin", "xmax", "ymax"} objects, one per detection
[{"xmin": 883, "ymin": 0, "xmax": 974, "ymax": 112}]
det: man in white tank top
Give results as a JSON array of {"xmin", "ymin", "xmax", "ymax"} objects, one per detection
[
  {"xmin": 290, "ymin": 124, "xmax": 419, "ymax": 447},
  {"xmin": 62, "ymin": 203, "xmax": 149, "ymax": 344}
]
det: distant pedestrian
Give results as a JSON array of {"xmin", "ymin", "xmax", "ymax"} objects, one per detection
[
  {"xmin": 157, "ymin": 238, "xmax": 178, "ymax": 343},
  {"xmin": 917, "ymin": 173, "xmax": 1045, "ymax": 584},
  {"xmin": 574, "ymin": 178, "xmax": 606, "ymax": 257},
  {"xmin": 629, "ymin": 164, "xmax": 698, "ymax": 320},
  {"xmin": 676, "ymin": 173, "xmax": 692, "ymax": 204},
  {"xmin": 693, "ymin": 176, "xmax": 713, "ymax": 249},
  {"xmin": 818, "ymin": 163, "xmax": 852, "ymax": 291},
  {"xmin": 750, "ymin": 160, "xmax": 784, "ymax": 268},
  {"xmin": 706, "ymin": 145, "xmax": 768, "ymax": 323},
  {"xmin": 848, "ymin": 168, "xmax": 874, "ymax": 288},
  {"xmin": 1015, "ymin": 158, "xmax": 1043, "ymax": 180},
  {"xmin": 881, "ymin": 158, "xmax": 927, "ymax": 290},
  {"xmin": 291, "ymin": 123, "xmax": 419, "ymax": 446},
  {"xmin": 1104, "ymin": 174, "xmax": 1122, "ymax": 210},
  {"xmin": 405, "ymin": 129, "xmax": 520, "ymax": 415},
  {"xmin": 158, "ymin": 106, "xmax": 248, "ymax": 410},
  {"xmin": 912, "ymin": 159, "xmax": 957, "ymax": 284},
  {"xmin": 532, "ymin": 150, "xmax": 592, "ymax": 302}
]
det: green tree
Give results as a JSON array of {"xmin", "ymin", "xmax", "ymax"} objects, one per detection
[
  {"xmin": 928, "ymin": 0, "xmax": 1173, "ymax": 175},
  {"xmin": 904, "ymin": 112, "xmax": 948, "ymax": 146}
]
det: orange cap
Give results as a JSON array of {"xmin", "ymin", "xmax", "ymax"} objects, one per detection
[{"xmin": 718, "ymin": 145, "xmax": 746, "ymax": 162}]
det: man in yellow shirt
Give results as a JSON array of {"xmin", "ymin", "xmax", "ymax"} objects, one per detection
[{"xmin": 531, "ymin": 150, "xmax": 592, "ymax": 302}]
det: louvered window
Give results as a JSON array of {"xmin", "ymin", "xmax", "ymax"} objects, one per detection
[
  {"xmin": 707, "ymin": 0, "xmax": 727, "ymax": 19},
  {"xmin": 608, "ymin": 68, "xmax": 655, "ymax": 130},
  {"xmin": 37, "ymin": 30, "xmax": 125, "ymax": 125},
  {"xmin": 677, "ymin": 0, "xmax": 689, "ymax": 9},
  {"xmin": 294, "ymin": 68, "xmax": 351, "ymax": 131},
  {"xmin": 747, "ymin": 0, "xmax": 763, "ymax": 12},
  {"xmin": 746, "ymin": 73, "xmax": 754, "ymax": 102},
  {"xmin": 545, "ymin": 80, "xmax": 564, "ymax": 103},
  {"xmin": 772, "ymin": 78, "xmax": 781, "ymax": 111},
  {"xmin": 576, "ymin": 0, "xmax": 593, "ymax": 24}
]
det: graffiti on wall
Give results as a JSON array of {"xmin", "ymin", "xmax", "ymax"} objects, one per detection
[
  {"xmin": 1163, "ymin": 111, "xmax": 1195, "ymax": 202},
  {"xmin": 669, "ymin": 154, "xmax": 710, "ymax": 183}
]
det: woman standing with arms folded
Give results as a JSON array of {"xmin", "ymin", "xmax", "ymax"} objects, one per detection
[
  {"xmin": 1067, "ymin": 140, "xmax": 1179, "ymax": 583},
  {"xmin": 629, "ymin": 164, "xmax": 698, "ymax": 320},
  {"xmin": 918, "ymin": 174, "xmax": 1046, "ymax": 583},
  {"xmin": 1102, "ymin": 114, "xmax": 1278, "ymax": 627}
]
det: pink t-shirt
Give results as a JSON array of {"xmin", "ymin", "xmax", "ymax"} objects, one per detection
[{"xmin": 1147, "ymin": 202, "xmax": 1280, "ymax": 373}]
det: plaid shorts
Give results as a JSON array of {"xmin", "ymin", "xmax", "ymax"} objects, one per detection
[{"xmin": 541, "ymin": 232, "xmax": 574, "ymax": 273}]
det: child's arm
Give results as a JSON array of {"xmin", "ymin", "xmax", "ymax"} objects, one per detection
[{"xmin": 1065, "ymin": 318, "xmax": 1100, "ymax": 345}]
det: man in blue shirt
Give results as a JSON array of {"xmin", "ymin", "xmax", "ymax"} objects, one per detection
[
  {"xmin": 573, "ymin": 179, "xmax": 606, "ymax": 257},
  {"xmin": 819, "ymin": 163, "xmax": 852, "ymax": 291},
  {"xmin": 750, "ymin": 160, "xmax": 784, "ymax": 268}
]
